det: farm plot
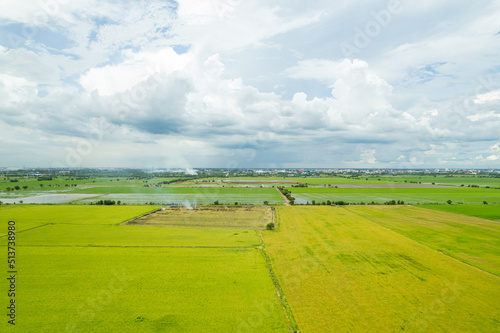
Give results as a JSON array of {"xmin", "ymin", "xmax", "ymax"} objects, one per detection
[
  {"xmin": 73, "ymin": 187, "xmax": 284, "ymax": 205},
  {"xmin": 127, "ymin": 206, "xmax": 273, "ymax": 229},
  {"xmin": 0, "ymin": 177, "xmax": 181, "ymax": 192},
  {"xmin": 0, "ymin": 193, "xmax": 100, "ymax": 204},
  {"xmin": 4, "ymin": 224, "xmax": 261, "ymax": 248},
  {"xmin": 209, "ymin": 176, "xmax": 395, "ymax": 185},
  {"xmin": 422, "ymin": 204, "xmax": 500, "ymax": 221},
  {"xmin": 263, "ymin": 206, "xmax": 500, "ymax": 332},
  {"xmin": 287, "ymin": 187, "xmax": 500, "ymax": 204},
  {"xmin": 1, "ymin": 247, "xmax": 288, "ymax": 333},
  {"xmin": 348, "ymin": 205, "xmax": 500, "ymax": 276},
  {"xmin": 0, "ymin": 205, "xmax": 289, "ymax": 332},
  {"xmin": 0, "ymin": 205, "xmax": 156, "ymax": 225}
]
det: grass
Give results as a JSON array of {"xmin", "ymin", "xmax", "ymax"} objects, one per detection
[
  {"xmin": 0, "ymin": 205, "xmax": 289, "ymax": 332},
  {"xmin": 288, "ymin": 186, "xmax": 500, "ymax": 204},
  {"xmin": 263, "ymin": 206, "xmax": 500, "ymax": 332},
  {"xmin": 422, "ymin": 204, "xmax": 500, "ymax": 221},
  {"xmin": 348, "ymin": 205, "xmax": 500, "ymax": 276},
  {"xmin": 127, "ymin": 206, "xmax": 274, "ymax": 229}
]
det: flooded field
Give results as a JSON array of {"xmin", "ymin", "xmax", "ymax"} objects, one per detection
[{"xmin": 0, "ymin": 193, "xmax": 100, "ymax": 204}]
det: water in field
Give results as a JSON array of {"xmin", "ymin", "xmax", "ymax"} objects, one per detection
[
  {"xmin": 75, "ymin": 193, "xmax": 283, "ymax": 205},
  {"xmin": 0, "ymin": 193, "xmax": 100, "ymax": 204},
  {"xmin": 295, "ymin": 197, "xmax": 308, "ymax": 204}
]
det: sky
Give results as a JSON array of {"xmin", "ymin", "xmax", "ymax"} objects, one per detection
[{"xmin": 0, "ymin": 0, "xmax": 499, "ymax": 169}]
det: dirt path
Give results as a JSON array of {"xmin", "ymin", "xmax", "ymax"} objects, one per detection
[{"xmin": 276, "ymin": 188, "xmax": 290, "ymax": 206}]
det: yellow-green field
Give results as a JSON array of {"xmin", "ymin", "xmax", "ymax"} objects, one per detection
[
  {"xmin": 422, "ymin": 204, "xmax": 500, "ymax": 221},
  {"xmin": 0, "ymin": 205, "xmax": 289, "ymax": 332},
  {"xmin": 263, "ymin": 206, "xmax": 500, "ymax": 332},
  {"xmin": 3, "ymin": 204, "xmax": 500, "ymax": 332},
  {"xmin": 347, "ymin": 205, "xmax": 500, "ymax": 276},
  {"xmin": 0, "ymin": 205, "xmax": 156, "ymax": 227},
  {"xmin": 127, "ymin": 206, "xmax": 273, "ymax": 229}
]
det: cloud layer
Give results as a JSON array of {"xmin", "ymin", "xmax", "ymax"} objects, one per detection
[{"xmin": 0, "ymin": 0, "xmax": 499, "ymax": 168}]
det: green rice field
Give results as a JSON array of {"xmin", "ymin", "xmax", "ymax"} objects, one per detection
[
  {"xmin": 348, "ymin": 205, "xmax": 500, "ymax": 276},
  {"xmin": 72, "ymin": 187, "xmax": 284, "ymax": 205},
  {"xmin": 0, "ymin": 177, "xmax": 180, "ymax": 192},
  {"xmin": 263, "ymin": 206, "xmax": 500, "ymax": 332},
  {"xmin": 422, "ymin": 204, "xmax": 500, "ymax": 221},
  {"xmin": 215, "ymin": 175, "xmax": 500, "ymax": 186},
  {"xmin": 0, "ymin": 205, "xmax": 289, "ymax": 332},
  {"xmin": 288, "ymin": 186, "xmax": 500, "ymax": 204},
  {"xmin": 2, "ymin": 200, "xmax": 500, "ymax": 332}
]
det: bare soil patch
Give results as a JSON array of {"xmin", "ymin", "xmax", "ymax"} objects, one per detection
[{"xmin": 124, "ymin": 206, "xmax": 273, "ymax": 230}]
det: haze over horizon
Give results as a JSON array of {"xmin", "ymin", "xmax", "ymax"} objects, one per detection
[{"xmin": 1, "ymin": 0, "xmax": 499, "ymax": 169}]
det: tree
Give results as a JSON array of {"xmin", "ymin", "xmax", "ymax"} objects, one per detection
[
  {"xmin": 447, "ymin": 200, "xmax": 452, "ymax": 205},
  {"xmin": 214, "ymin": 200, "xmax": 219, "ymax": 205},
  {"xmin": 23, "ymin": 186, "xmax": 28, "ymax": 190},
  {"xmin": 263, "ymin": 201, "xmax": 269, "ymax": 205},
  {"xmin": 266, "ymin": 222, "xmax": 275, "ymax": 230},
  {"xmin": 234, "ymin": 202, "xmax": 238, "ymax": 206},
  {"xmin": 483, "ymin": 201, "xmax": 488, "ymax": 205}
]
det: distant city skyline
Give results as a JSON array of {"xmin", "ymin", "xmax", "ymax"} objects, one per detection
[{"xmin": 1, "ymin": 0, "xmax": 499, "ymax": 169}]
